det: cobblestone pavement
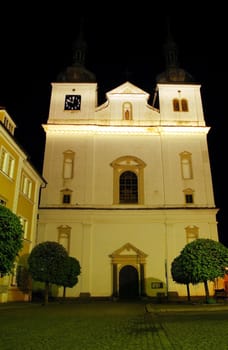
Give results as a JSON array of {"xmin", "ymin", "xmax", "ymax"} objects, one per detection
[{"xmin": 1, "ymin": 300, "xmax": 228, "ymax": 349}]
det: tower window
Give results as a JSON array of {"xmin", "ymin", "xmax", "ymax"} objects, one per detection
[
  {"xmin": 185, "ymin": 194, "xmax": 193, "ymax": 203},
  {"xmin": 61, "ymin": 188, "xmax": 73, "ymax": 205},
  {"xmin": 181, "ymin": 99, "xmax": 188, "ymax": 111},
  {"xmin": 183, "ymin": 188, "xmax": 194, "ymax": 204},
  {"xmin": 173, "ymin": 98, "xmax": 189, "ymax": 112},
  {"xmin": 173, "ymin": 99, "xmax": 180, "ymax": 111},
  {"xmin": 63, "ymin": 194, "xmax": 71, "ymax": 204}
]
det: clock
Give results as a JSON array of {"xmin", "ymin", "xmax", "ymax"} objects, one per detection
[{"xmin": 64, "ymin": 95, "xmax": 81, "ymax": 110}]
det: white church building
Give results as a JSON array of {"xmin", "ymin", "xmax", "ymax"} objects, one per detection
[{"xmin": 37, "ymin": 29, "xmax": 219, "ymax": 299}]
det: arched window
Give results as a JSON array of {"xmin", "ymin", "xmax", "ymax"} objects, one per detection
[
  {"xmin": 181, "ymin": 99, "xmax": 188, "ymax": 111},
  {"xmin": 173, "ymin": 98, "xmax": 180, "ymax": 111},
  {"xmin": 119, "ymin": 171, "xmax": 138, "ymax": 203},
  {"xmin": 173, "ymin": 98, "xmax": 189, "ymax": 112},
  {"xmin": 110, "ymin": 155, "xmax": 146, "ymax": 204}
]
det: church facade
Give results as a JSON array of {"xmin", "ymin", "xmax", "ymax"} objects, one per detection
[{"xmin": 37, "ymin": 32, "xmax": 219, "ymax": 299}]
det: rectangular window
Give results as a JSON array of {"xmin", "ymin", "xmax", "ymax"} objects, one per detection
[
  {"xmin": 22, "ymin": 174, "xmax": 32, "ymax": 199},
  {"xmin": 0, "ymin": 147, "xmax": 15, "ymax": 178},
  {"xmin": 19, "ymin": 217, "xmax": 28, "ymax": 239},
  {"xmin": 63, "ymin": 194, "xmax": 71, "ymax": 204},
  {"xmin": 185, "ymin": 194, "xmax": 193, "ymax": 203},
  {"xmin": 10, "ymin": 263, "xmax": 17, "ymax": 286}
]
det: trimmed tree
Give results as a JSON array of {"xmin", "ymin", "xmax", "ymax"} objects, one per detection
[
  {"xmin": 0, "ymin": 205, "xmax": 24, "ymax": 276},
  {"xmin": 174, "ymin": 238, "xmax": 228, "ymax": 302},
  {"xmin": 58, "ymin": 256, "xmax": 81, "ymax": 298},
  {"xmin": 16, "ymin": 254, "xmax": 32, "ymax": 300},
  {"xmin": 28, "ymin": 241, "xmax": 68, "ymax": 305},
  {"xmin": 171, "ymin": 254, "xmax": 191, "ymax": 301}
]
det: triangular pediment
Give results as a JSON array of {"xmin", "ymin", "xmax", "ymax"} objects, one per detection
[
  {"xmin": 107, "ymin": 81, "xmax": 149, "ymax": 96},
  {"xmin": 110, "ymin": 242, "xmax": 147, "ymax": 257},
  {"xmin": 110, "ymin": 155, "xmax": 146, "ymax": 168}
]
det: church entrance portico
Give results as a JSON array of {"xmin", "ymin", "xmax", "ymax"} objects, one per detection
[{"xmin": 109, "ymin": 243, "xmax": 148, "ymax": 299}]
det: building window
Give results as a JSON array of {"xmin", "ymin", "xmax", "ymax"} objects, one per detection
[
  {"xmin": 10, "ymin": 262, "xmax": 19, "ymax": 286},
  {"xmin": 185, "ymin": 194, "xmax": 193, "ymax": 203},
  {"xmin": 123, "ymin": 102, "xmax": 132, "ymax": 120},
  {"xmin": 181, "ymin": 99, "xmax": 188, "ymax": 111},
  {"xmin": 110, "ymin": 155, "xmax": 146, "ymax": 205},
  {"xmin": 2, "ymin": 114, "xmax": 15, "ymax": 135},
  {"xmin": 180, "ymin": 151, "xmax": 193, "ymax": 179},
  {"xmin": 63, "ymin": 150, "xmax": 75, "ymax": 179},
  {"xmin": 21, "ymin": 174, "xmax": 32, "ymax": 199},
  {"xmin": 0, "ymin": 146, "xmax": 15, "ymax": 178},
  {"xmin": 0, "ymin": 197, "xmax": 7, "ymax": 206},
  {"xmin": 173, "ymin": 98, "xmax": 180, "ymax": 111},
  {"xmin": 119, "ymin": 171, "xmax": 138, "ymax": 203},
  {"xmin": 185, "ymin": 225, "xmax": 199, "ymax": 243},
  {"xmin": 19, "ymin": 216, "xmax": 28, "ymax": 240},
  {"xmin": 173, "ymin": 98, "xmax": 188, "ymax": 112},
  {"xmin": 61, "ymin": 188, "xmax": 73, "ymax": 204},
  {"xmin": 58, "ymin": 225, "xmax": 71, "ymax": 253},
  {"xmin": 183, "ymin": 188, "xmax": 194, "ymax": 205}
]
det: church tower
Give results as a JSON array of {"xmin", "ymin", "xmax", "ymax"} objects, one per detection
[{"xmin": 37, "ymin": 25, "xmax": 219, "ymax": 299}]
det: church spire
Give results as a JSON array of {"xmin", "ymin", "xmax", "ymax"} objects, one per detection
[
  {"xmin": 56, "ymin": 17, "xmax": 96, "ymax": 83},
  {"xmin": 163, "ymin": 18, "xmax": 179, "ymax": 70},
  {"xmin": 156, "ymin": 18, "xmax": 194, "ymax": 83},
  {"xmin": 72, "ymin": 17, "xmax": 87, "ymax": 67}
]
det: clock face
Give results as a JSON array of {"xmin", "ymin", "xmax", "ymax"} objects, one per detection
[{"xmin": 64, "ymin": 95, "xmax": 81, "ymax": 110}]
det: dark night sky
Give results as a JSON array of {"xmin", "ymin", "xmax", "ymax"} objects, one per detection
[{"xmin": 0, "ymin": 5, "xmax": 226, "ymax": 245}]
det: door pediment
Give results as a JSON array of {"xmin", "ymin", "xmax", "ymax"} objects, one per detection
[{"xmin": 109, "ymin": 242, "xmax": 147, "ymax": 264}]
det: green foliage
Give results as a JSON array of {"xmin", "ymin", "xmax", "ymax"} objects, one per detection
[
  {"xmin": 0, "ymin": 205, "xmax": 24, "ymax": 276},
  {"xmin": 28, "ymin": 241, "xmax": 68, "ymax": 284},
  {"xmin": 58, "ymin": 256, "xmax": 81, "ymax": 288},
  {"xmin": 28, "ymin": 241, "xmax": 69, "ymax": 304},
  {"xmin": 16, "ymin": 254, "xmax": 31, "ymax": 294},
  {"xmin": 171, "ymin": 238, "xmax": 228, "ymax": 301},
  {"xmin": 171, "ymin": 255, "xmax": 191, "ymax": 284},
  {"xmin": 180, "ymin": 238, "xmax": 228, "ymax": 284}
]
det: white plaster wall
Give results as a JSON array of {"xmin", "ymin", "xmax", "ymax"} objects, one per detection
[{"xmin": 37, "ymin": 208, "xmax": 218, "ymax": 298}]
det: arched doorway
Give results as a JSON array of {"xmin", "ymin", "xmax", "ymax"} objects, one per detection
[
  {"xmin": 119, "ymin": 265, "xmax": 139, "ymax": 299},
  {"xmin": 109, "ymin": 242, "xmax": 148, "ymax": 299}
]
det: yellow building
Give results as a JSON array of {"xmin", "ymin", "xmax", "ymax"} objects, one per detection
[{"xmin": 0, "ymin": 107, "xmax": 46, "ymax": 302}]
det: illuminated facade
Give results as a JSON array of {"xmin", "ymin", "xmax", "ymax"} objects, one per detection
[
  {"xmin": 38, "ymin": 32, "xmax": 219, "ymax": 299},
  {"xmin": 0, "ymin": 108, "xmax": 46, "ymax": 302}
]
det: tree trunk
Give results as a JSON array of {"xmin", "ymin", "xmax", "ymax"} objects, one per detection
[
  {"xmin": 44, "ymin": 281, "xmax": 49, "ymax": 305},
  {"xmin": 186, "ymin": 283, "xmax": 191, "ymax": 301},
  {"xmin": 63, "ymin": 286, "xmax": 66, "ymax": 298},
  {"xmin": 204, "ymin": 280, "xmax": 210, "ymax": 303}
]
